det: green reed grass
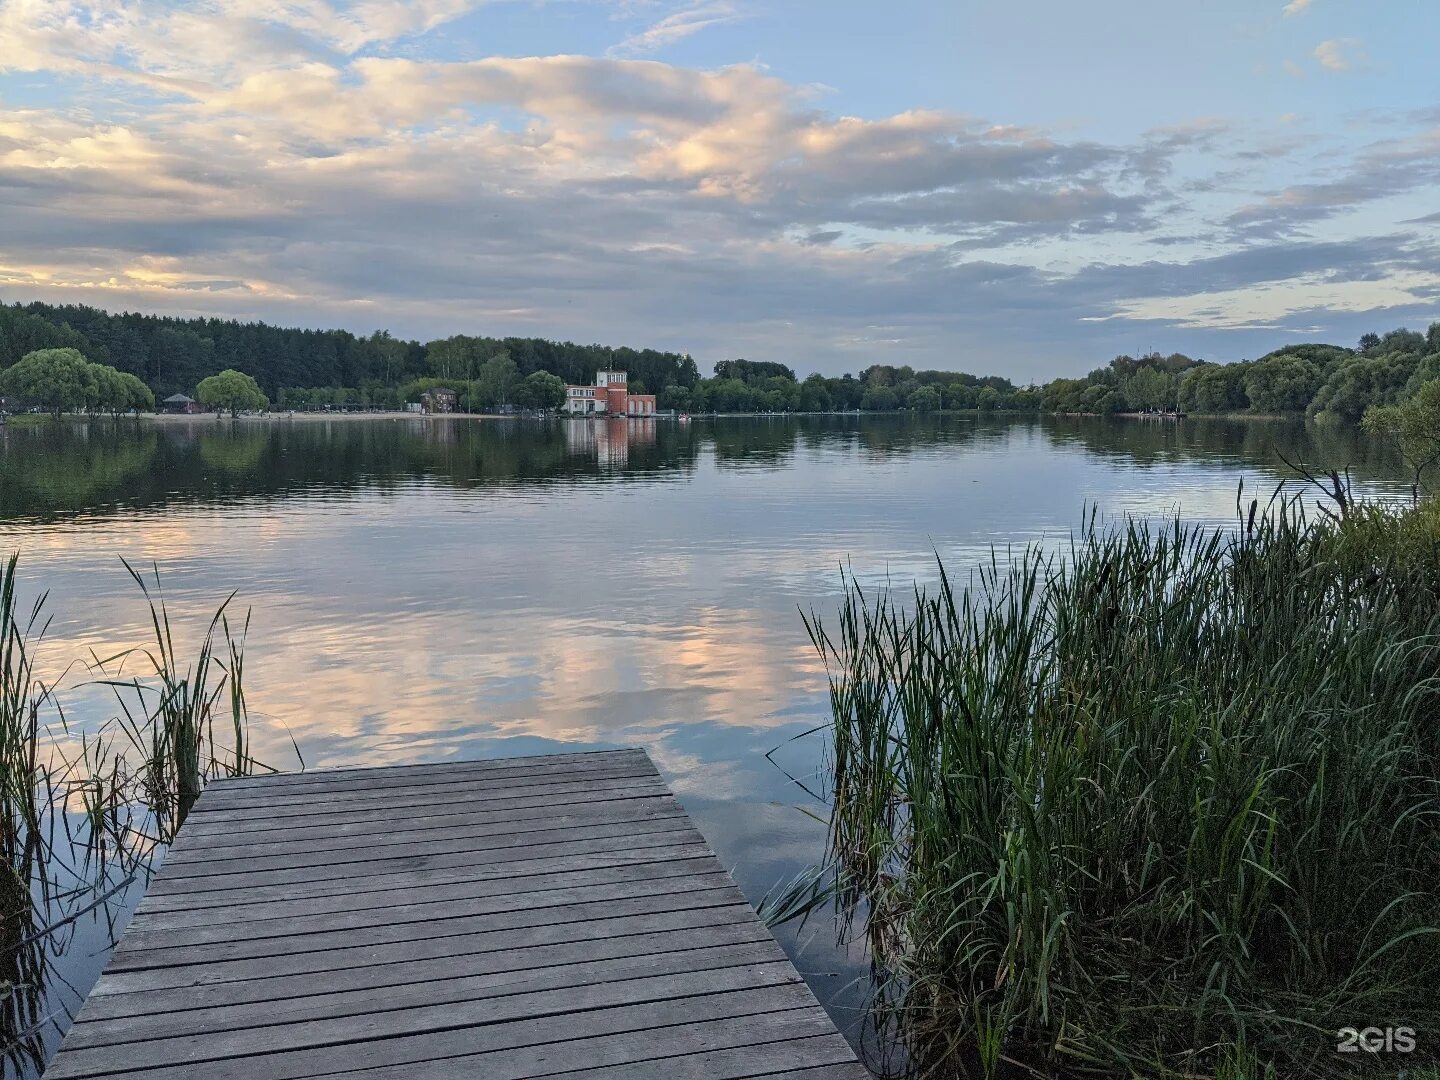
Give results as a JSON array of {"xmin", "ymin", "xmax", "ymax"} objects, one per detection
[
  {"xmin": 92, "ymin": 559, "xmax": 276, "ymax": 842},
  {"xmin": 800, "ymin": 494, "xmax": 1440, "ymax": 1078},
  {"xmin": 0, "ymin": 550, "xmax": 271, "ymax": 863},
  {"xmin": 0, "ymin": 553, "xmax": 268, "ymax": 870},
  {"xmin": 0, "ymin": 553, "xmax": 53, "ymax": 871},
  {"xmin": 0, "ymin": 553, "xmax": 275, "ymax": 1069}
]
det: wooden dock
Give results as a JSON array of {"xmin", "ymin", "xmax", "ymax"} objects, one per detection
[{"xmin": 43, "ymin": 748, "xmax": 869, "ymax": 1080}]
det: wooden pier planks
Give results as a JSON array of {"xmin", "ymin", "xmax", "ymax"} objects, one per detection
[{"xmin": 43, "ymin": 748, "xmax": 869, "ymax": 1080}]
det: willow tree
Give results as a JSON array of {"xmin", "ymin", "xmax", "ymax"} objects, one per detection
[
  {"xmin": 196, "ymin": 369, "xmax": 268, "ymax": 418},
  {"xmin": 1362, "ymin": 379, "xmax": 1440, "ymax": 506},
  {"xmin": 0, "ymin": 348, "xmax": 97, "ymax": 417},
  {"xmin": 90, "ymin": 364, "xmax": 155, "ymax": 417}
]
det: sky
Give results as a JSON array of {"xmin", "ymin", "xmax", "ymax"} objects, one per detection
[{"xmin": 0, "ymin": 0, "xmax": 1437, "ymax": 381}]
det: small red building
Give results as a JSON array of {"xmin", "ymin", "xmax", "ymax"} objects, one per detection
[{"xmin": 562, "ymin": 370, "xmax": 657, "ymax": 417}]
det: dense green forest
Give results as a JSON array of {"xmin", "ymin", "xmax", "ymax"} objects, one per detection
[
  {"xmin": 0, "ymin": 301, "xmax": 699, "ymax": 407},
  {"xmin": 2, "ymin": 300, "xmax": 1438, "ymax": 424}
]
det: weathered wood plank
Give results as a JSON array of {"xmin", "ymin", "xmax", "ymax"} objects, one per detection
[
  {"xmin": 44, "ymin": 962, "xmax": 805, "ymax": 1077},
  {"xmin": 114, "ymin": 869, "xmax": 737, "ymax": 954},
  {"xmin": 90, "ymin": 903, "xmax": 763, "ymax": 996},
  {"xmin": 293, "ymin": 1007, "xmax": 844, "ymax": 1080},
  {"xmin": 144, "ymin": 817, "xmax": 696, "ymax": 887},
  {"xmin": 140, "ymin": 829, "xmax": 708, "ymax": 898},
  {"xmin": 133, "ymin": 840, "xmax": 717, "ymax": 914},
  {"xmin": 162, "ymin": 794, "xmax": 682, "ymax": 866},
  {"xmin": 195, "ymin": 770, "xmax": 658, "ymax": 816},
  {"xmin": 67, "ymin": 938, "xmax": 792, "ymax": 1048},
  {"xmin": 539, "ymin": 1032, "xmax": 865, "ymax": 1078},
  {"xmin": 212, "ymin": 747, "xmax": 642, "ymax": 791},
  {"xmin": 107, "ymin": 883, "xmax": 749, "ymax": 971},
  {"xmin": 194, "ymin": 757, "xmax": 655, "ymax": 811},
  {"xmin": 52, "ymin": 984, "xmax": 825, "ymax": 1080},
  {"xmin": 175, "ymin": 776, "xmax": 671, "ymax": 838},
  {"xmin": 185, "ymin": 772, "xmax": 666, "ymax": 826},
  {"xmin": 41, "ymin": 750, "xmax": 868, "ymax": 1080},
  {"xmin": 190, "ymin": 767, "xmax": 665, "ymax": 819},
  {"xmin": 77, "ymin": 919, "xmax": 774, "ymax": 1021},
  {"xmin": 128, "ymin": 852, "xmax": 721, "ymax": 932}
]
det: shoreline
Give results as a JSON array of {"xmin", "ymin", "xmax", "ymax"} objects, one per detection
[
  {"xmin": 138, "ymin": 411, "xmax": 514, "ymax": 424},
  {"xmin": 3, "ymin": 408, "xmax": 1315, "ymax": 427}
]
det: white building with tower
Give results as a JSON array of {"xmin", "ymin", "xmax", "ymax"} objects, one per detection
[{"xmin": 562, "ymin": 370, "xmax": 658, "ymax": 417}]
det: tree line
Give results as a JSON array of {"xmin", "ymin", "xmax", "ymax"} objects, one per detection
[
  {"xmin": 659, "ymin": 360, "xmax": 1023, "ymax": 414},
  {"xmin": 0, "ymin": 301, "xmax": 698, "ymax": 401},
  {"xmin": 662, "ymin": 326, "xmax": 1440, "ymax": 425},
  {"xmin": 1040, "ymin": 328, "xmax": 1440, "ymax": 423},
  {"xmin": 0, "ymin": 348, "xmax": 153, "ymax": 418},
  {"xmin": 1, "ymin": 300, "xmax": 1437, "ymax": 427},
  {"xmin": 276, "ymin": 363, "xmax": 566, "ymax": 413}
]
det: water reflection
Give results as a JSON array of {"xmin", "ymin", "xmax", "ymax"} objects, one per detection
[
  {"xmin": 0, "ymin": 414, "xmax": 1401, "ymax": 523},
  {"xmin": 564, "ymin": 417, "xmax": 658, "ymax": 467},
  {"xmin": 0, "ymin": 414, "xmax": 1408, "ymax": 1077}
]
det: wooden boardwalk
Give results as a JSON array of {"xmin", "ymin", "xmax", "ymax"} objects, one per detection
[{"xmin": 43, "ymin": 748, "xmax": 869, "ymax": 1080}]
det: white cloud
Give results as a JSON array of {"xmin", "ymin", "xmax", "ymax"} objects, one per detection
[
  {"xmin": 1313, "ymin": 38, "xmax": 1367, "ymax": 72},
  {"xmin": 1282, "ymin": 0, "xmax": 1313, "ymax": 16},
  {"xmin": 611, "ymin": 2, "xmax": 743, "ymax": 56},
  {"xmin": 1107, "ymin": 269, "xmax": 1440, "ymax": 329},
  {"xmin": 0, "ymin": 0, "xmax": 485, "ymax": 85}
]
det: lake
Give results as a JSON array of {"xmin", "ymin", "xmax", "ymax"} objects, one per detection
[{"xmin": 0, "ymin": 413, "xmax": 1406, "ymax": 1077}]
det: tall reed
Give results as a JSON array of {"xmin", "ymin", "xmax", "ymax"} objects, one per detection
[
  {"xmin": 0, "ymin": 553, "xmax": 273, "ymax": 1071},
  {"xmin": 802, "ymin": 495, "xmax": 1440, "ymax": 1077},
  {"xmin": 94, "ymin": 560, "xmax": 267, "ymax": 841},
  {"xmin": 0, "ymin": 553, "xmax": 51, "ymax": 871}
]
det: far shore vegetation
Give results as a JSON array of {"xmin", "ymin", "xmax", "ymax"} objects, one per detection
[
  {"xmin": 3, "ymin": 301, "xmax": 1440, "ymax": 428},
  {"xmin": 783, "ymin": 489, "xmax": 1440, "ymax": 1079}
]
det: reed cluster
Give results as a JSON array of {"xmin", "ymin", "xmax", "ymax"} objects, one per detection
[
  {"xmin": 0, "ymin": 555, "xmax": 270, "ymax": 1071},
  {"xmin": 804, "ymin": 495, "xmax": 1440, "ymax": 1078},
  {"xmin": 93, "ymin": 560, "xmax": 262, "ymax": 842},
  {"xmin": 0, "ymin": 554, "xmax": 53, "ymax": 872}
]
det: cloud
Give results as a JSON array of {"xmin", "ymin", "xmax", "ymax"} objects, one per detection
[
  {"xmin": 611, "ymin": 2, "xmax": 744, "ymax": 56},
  {"xmin": 1223, "ymin": 125, "xmax": 1440, "ymax": 237},
  {"xmin": 0, "ymin": 2, "xmax": 1436, "ymax": 379},
  {"xmin": 92, "ymin": 52, "xmax": 1155, "ymax": 244},
  {"xmin": 1313, "ymin": 38, "xmax": 1367, "ymax": 72},
  {"xmin": 0, "ymin": 0, "xmax": 483, "ymax": 85},
  {"xmin": 1106, "ymin": 269, "xmax": 1439, "ymax": 329},
  {"xmin": 1282, "ymin": 0, "xmax": 1313, "ymax": 15}
]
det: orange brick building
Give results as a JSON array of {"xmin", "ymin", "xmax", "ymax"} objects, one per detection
[{"xmin": 562, "ymin": 370, "xmax": 658, "ymax": 417}]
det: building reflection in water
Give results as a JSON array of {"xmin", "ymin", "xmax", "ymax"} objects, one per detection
[{"xmin": 564, "ymin": 416, "xmax": 658, "ymax": 467}]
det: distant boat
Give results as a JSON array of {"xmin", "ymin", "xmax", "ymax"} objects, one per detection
[{"xmin": 678, "ymin": 413, "xmax": 691, "ymax": 423}]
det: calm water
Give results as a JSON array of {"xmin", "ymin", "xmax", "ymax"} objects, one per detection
[{"xmin": 0, "ymin": 413, "xmax": 1405, "ymax": 1075}]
